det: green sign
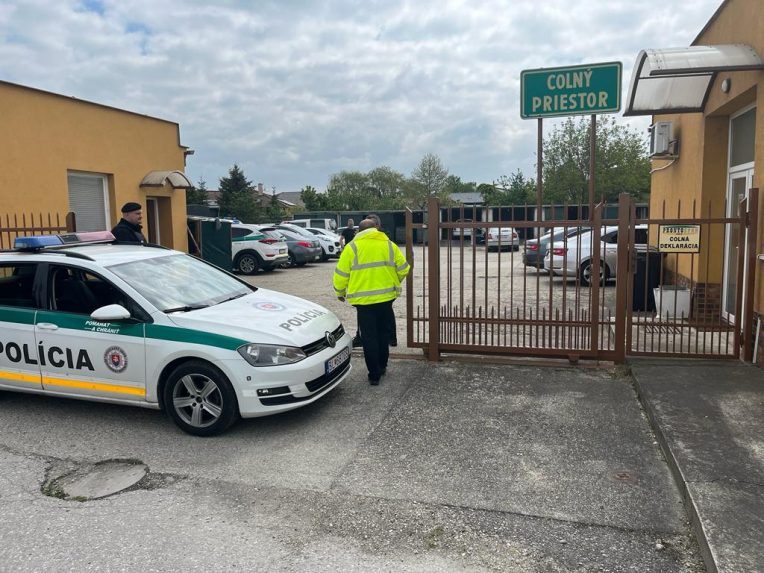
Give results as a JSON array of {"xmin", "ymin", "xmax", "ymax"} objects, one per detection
[{"xmin": 520, "ymin": 62, "xmax": 622, "ymax": 118}]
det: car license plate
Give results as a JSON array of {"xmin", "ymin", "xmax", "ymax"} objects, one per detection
[
  {"xmin": 279, "ymin": 248, "xmax": 286, "ymax": 254},
  {"xmin": 325, "ymin": 346, "xmax": 350, "ymax": 375}
]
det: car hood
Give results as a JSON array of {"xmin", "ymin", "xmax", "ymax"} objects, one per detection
[{"xmin": 166, "ymin": 289, "xmax": 341, "ymax": 346}]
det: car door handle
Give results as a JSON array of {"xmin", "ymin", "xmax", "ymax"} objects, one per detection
[{"xmin": 37, "ymin": 323, "xmax": 59, "ymax": 331}]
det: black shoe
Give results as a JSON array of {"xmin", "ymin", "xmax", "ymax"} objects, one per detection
[
  {"xmin": 389, "ymin": 340, "xmax": 397, "ymax": 347},
  {"xmin": 368, "ymin": 375, "xmax": 380, "ymax": 385},
  {"xmin": 352, "ymin": 335, "xmax": 363, "ymax": 348}
]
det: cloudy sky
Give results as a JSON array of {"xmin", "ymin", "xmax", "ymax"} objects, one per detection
[{"xmin": 1, "ymin": 0, "xmax": 722, "ymax": 192}]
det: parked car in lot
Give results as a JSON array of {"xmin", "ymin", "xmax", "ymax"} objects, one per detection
[
  {"xmin": 284, "ymin": 218, "xmax": 338, "ymax": 232},
  {"xmin": 305, "ymin": 227, "xmax": 343, "ymax": 261},
  {"xmin": 545, "ymin": 225, "xmax": 649, "ymax": 286},
  {"xmin": 271, "ymin": 225, "xmax": 323, "ymax": 266},
  {"xmin": 523, "ymin": 226, "xmax": 590, "ymax": 269},
  {"xmin": 453, "ymin": 219, "xmax": 473, "ymax": 239},
  {"xmin": 485, "ymin": 227, "xmax": 519, "ymax": 251},
  {"xmin": 231, "ymin": 224, "xmax": 288, "ymax": 275}
]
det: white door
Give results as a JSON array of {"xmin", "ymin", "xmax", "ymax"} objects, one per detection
[
  {"xmin": 722, "ymin": 105, "xmax": 756, "ymax": 324},
  {"xmin": 722, "ymin": 169, "xmax": 753, "ymax": 323}
]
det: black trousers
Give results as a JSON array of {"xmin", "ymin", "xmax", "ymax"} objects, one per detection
[
  {"xmin": 355, "ymin": 300, "xmax": 394, "ymax": 379},
  {"xmin": 356, "ymin": 302, "xmax": 397, "ymax": 344}
]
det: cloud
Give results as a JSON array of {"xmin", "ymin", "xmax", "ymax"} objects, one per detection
[{"xmin": 0, "ymin": 0, "xmax": 722, "ymax": 190}]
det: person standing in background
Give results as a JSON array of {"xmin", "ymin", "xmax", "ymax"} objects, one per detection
[
  {"xmin": 111, "ymin": 202, "xmax": 147, "ymax": 244},
  {"xmin": 340, "ymin": 218, "xmax": 356, "ymax": 248}
]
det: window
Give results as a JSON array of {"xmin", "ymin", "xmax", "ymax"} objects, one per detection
[
  {"xmin": 232, "ymin": 227, "xmax": 253, "ymax": 238},
  {"xmin": 48, "ymin": 265, "xmax": 141, "ymax": 317},
  {"xmin": 68, "ymin": 172, "xmax": 110, "ymax": 232},
  {"xmin": 0, "ymin": 263, "xmax": 40, "ymax": 308},
  {"xmin": 730, "ymin": 107, "xmax": 756, "ymax": 168}
]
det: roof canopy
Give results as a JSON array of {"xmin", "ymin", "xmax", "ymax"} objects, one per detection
[
  {"xmin": 139, "ymin": 170, "xmax": 193, "ymax": 189},
  {"xmin": 624, "ymin": 44, "xmax": 764, "ymax": 116}
]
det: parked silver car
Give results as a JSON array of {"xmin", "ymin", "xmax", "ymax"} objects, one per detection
[{"xmin": 485, "ymin": 227, "xmax": 520, "ymax": 251}]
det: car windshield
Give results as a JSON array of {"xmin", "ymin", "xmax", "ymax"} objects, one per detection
[{"xmin": 108, "ymin": 254, "xmax": 253, "ymax": 312}]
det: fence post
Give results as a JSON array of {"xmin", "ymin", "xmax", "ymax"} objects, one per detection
[
  {"xmin": 427, "ymin": 196, "xmax": 441, "ymax": 362},
  {"xmin": 612, "ymin": 193, "xmax": 631, "ymax": 363},
  {"xmin": 589, "ymin": 203, "xmax": 603, "ymax": 357},
  {"xmin": 66, "ymin": 212, "xmax": 77, "ymax": 232},
  {"xmin": 405, "ymin": 208, "xmax": 414, "ymax": 350},
  {"xmin": 743, "ymin": 188, "xmax": 758, "ymax": 362}
]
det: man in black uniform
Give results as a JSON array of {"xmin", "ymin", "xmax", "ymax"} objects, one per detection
[
  {"xmin": 340, "ymin": 218, "xmax": 356, "ymax": 248},
  {"xmin": 111, "ymin": 202, "xmax": 147, "ymax": 244}
]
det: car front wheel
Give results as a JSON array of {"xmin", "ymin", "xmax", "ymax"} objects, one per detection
[{"xmin": 164, "ymin": 361, "xmax": 239, "ymax": 436}]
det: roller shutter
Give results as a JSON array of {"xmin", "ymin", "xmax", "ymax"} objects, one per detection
[{"xmin": 67, "ymin": 173, "xmax": 109, "ymax": 232}]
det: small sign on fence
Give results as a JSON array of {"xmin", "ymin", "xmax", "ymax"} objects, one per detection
[{"xmin": 658, "ymin": 224, "xmax": 701, "ymax": 253}]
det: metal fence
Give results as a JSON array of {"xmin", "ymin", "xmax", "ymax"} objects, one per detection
[
  {"xmin": 0, "ymin": 212, "xmax": 76, "ymax": 249},
  {"xmin": 405, "ymin": 191, "xmax": 757, "ymax": 363}
]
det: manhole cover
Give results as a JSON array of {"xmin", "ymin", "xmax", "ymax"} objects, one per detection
[{"xmin": 47, "ymin": 460, "xmax": 148, "ymax": 500}]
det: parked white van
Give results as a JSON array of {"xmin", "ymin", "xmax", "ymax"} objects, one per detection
[{"xmin": 285, "ymin": 218, "xmax": 337, "ymax": 232}]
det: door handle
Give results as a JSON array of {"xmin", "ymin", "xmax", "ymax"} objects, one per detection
[{"xmin": 37, "ymin": 323, "xmax": 59, "ymax": 331}]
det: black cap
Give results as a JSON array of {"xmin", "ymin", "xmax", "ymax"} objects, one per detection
[{"xmin": 121, "ymin": 202, "xmax": 142, "ymax": 213}]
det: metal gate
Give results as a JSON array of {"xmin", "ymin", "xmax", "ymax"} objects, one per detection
[
  {"xmin": 405, "ymin": 191, "xmax": 757, "ymax": 363},
  {"xmin": 625, "ymin": 190, "xmax": 757, "ymax": 360}
]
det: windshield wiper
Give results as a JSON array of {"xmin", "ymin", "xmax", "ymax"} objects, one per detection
[
  {"xmin": 217, "ymin": 292, "xmax": 248, "ymax": 305},
  {"xmin": 163, "ymin": 303, "xmax": 210, "ymax": 314}
]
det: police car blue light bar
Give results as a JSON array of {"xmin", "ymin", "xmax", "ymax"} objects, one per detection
[
  {"xmin": 14, "ymin": 235, "xmax": 64, "ymax": 249},
  {"xmin": 14, "ymin": 231, "xmax": 116, "ymax": 250}
]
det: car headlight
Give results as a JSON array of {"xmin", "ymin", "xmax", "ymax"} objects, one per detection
[{"xmin": 237, "ymin": 343, "xmax": 307, "ymax": 366}]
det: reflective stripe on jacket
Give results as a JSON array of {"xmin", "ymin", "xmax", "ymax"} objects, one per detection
[{"xmin": 332, "ymin": 228, "xmax": 411, "ymax": 305}]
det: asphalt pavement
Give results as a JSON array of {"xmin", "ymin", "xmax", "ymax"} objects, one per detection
[
  {"xmin": 1, "ymin": 259, "xmax": 761, "ymax": 571},
  {"xmin": 0, "ymin": 357, "xmax": 705, "ymax": 571}
]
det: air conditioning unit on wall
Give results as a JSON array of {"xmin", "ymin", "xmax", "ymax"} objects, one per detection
[{"xmin": 649, "ymin": 121, "xmax": 678, "ymax": 158}]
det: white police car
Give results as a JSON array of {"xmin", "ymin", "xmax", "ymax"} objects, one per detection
[{"xmin": 0, "ymin": 232, "xmax": 352, "ymax": 435}]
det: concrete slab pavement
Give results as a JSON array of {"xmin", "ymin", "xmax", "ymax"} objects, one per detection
[{"xmin": 630, "ymin": 359, "xmax": 764, "ymax": 573}]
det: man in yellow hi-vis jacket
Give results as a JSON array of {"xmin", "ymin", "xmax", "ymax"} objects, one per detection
[{"xmin": 333, "ymin": 219, "xmax": 410, "ymax": 384}]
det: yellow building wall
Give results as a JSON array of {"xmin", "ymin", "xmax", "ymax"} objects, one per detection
[
  {"xmin": 0, "ymin": 81, "xmax": 190, "ymax": 250},
  {"xmin": 649, "ymin": 0, "xmax": 764, "ymax": 312}
]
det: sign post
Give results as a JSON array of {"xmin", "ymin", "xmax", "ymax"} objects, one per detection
[{"xmin": 520, "ymin": 62, "xmax": 622, "ymax": 221}]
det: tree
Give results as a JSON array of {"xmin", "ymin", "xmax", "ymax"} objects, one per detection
[
  {"xmin": 444, "ymin": 175, "xmax": 477, "ymax": 196},
  {"xmin": 542, "ymin": 116, "xmax": 650, "ymax": 203},
  {"xmin": 481, "ymin": 170, "xmax": 536, "ymax": 205},
  {"xmin": 324, "ymin": 170, "xmax": 370, "ymax": 210},
  {"xmin": 218, "ymin": 164, "xmax": 261, "ymax": 222},
  {"xmin": 367, "ymin": 166, "xmax": 406, "ymax": 209},
  {"xmin": 186, "ymin": 177, "xmax": 209, "ymax": 206},
  {"xmin": 300, "ymin": 185, "xmax": 327, "ymax": 211},
  {"xmin": 406, "ymin": 153, "xmax": 450, "ymax": 209},
  {"xmin": 262, "ymin": 194, "xmax": 287, "ymax": 224}
]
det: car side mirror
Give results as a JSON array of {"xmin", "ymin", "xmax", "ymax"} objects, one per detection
[{"xmin": 90, "ymin": 304, "xmax": 131, "ymax": 321}]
